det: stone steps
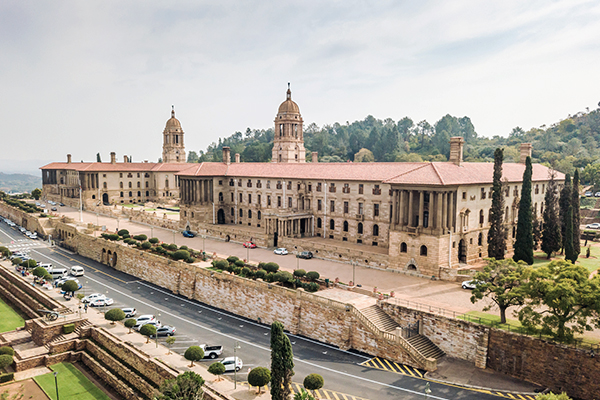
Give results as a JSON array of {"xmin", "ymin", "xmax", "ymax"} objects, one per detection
[
  {"xmin": 406, "ymin": 335, "xmax": 445, "ymax": 360},
  {"xmin": 360, "ymin": 305, "xmax": 400, "ymax": 332}
]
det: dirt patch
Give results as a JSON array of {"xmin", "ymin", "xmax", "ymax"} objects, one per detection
[{"xmin": 0, "ymin": 378, "xmax": 50, "ymax": 400}]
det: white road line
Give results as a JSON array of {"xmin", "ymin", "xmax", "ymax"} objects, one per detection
[{"xmin": 39, "ymin": 247, "xmax": 451, "ymax": 399}]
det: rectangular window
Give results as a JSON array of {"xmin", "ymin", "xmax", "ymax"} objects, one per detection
[
  {"xmin": 267, "ymin": 180, "xmax": 271, "ymax": 189},
  {"xmin": 288, "ymin": 197, "xmax": 292, "ymax": 207},
  {"xmin": 329, "ymin": 183, "xmax": 336, "ymax": 193},
  {"xmin": 257, "ymin": 180, "xmax": 262, "ymax": 188},
  {"xmin": 277, "ymin": 181, "xmax": 282, "ymax": 189},
  {"xmin": 481, "ymin": 187, "xmax": 486, "ymax": 199},
  {"xmin": 277, "ymin": 196, "xmax": 282, "ymax": 207},
  {"xmin": 218, "ymin": 180, "xmax": 223, "ymax": 186},
  {"xmin": 137, "ymin": 173, "xmax": 140, "ymax": 178},
  {"xmin": 306, "ymin": 199, "xmax": 311, "ymax": 209},
  {"xmin": 248, "ymin": 194, "xmax": 252, "ymax": 204},
  {"xmin": 318, "ymin": 199, "xmax": 322, "ymax": 211},
  {"xmin": 238, "ymin": 180, "xmax": 242, "ymax": 187},
  {"xmin": 463, "ymin": 192, "xmax": 467, "ymax": 200},
  {"xmin": 119, "ymin": 173, "xmax": 123, "ymax": 178},
  {"xmin": 372, "ymin": 185, "xmax": 381, "ymax": 195},
  {"xmin": 358, "ymin": 202, "xmax": 364, "ymax": 215},
  {"xmin": 103, "ymin": 174, "xmax": 106, "ymax": 178},
  {"xmin": 247, "ymin": 179, "xmax": 252, "ymax": 187},
  {"xmin": 287, "ymin": 181, "xmax": 292, "ymax": 190},
  {"xmin": 231, "ymin": 208, "xmax": 234, "ymax": 216},
  {"xmin": 239, "ymin": 193, "xmax": 243, "ymax": 203},
  {"xmin": 231, "ymin": 193, "xmax": 234, "ymax": 201},
  {"xmin": 316, "ymin": 182, "xmax": 322, "ymax": 192},
  {"xmin": 267, "ymin": 195, "xmax": 271, "ymax": 206},
  {"xmin": 258, "ymin": 194, "xmax": 261, "ymax": 204},
  {"xmin": 344, "ymin": 201, "xmax": 349, "ymax": 214},
  {"xmin": 330, "ymin": 200, "xmax": 335, "ymax": 213},
  {"xmin": 374, "ymin": 204, "xmax": 380, "ymax": 217},
  {"xmin": 343, "ymin": 183, "xmax": 350, "ymax": 194},
  {"xmin": 308, "ymin": 184, "xmax": 312, "ymax": 192},
  {"xmin": 359, "ymin": 184, "xmax": 364, "ymax": 194}
]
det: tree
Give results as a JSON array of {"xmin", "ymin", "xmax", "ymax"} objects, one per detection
[
  {"xmin": 61, "ymin": 280, "xmax": 80, "ymax": 295},
  {"xmin": 294, "ymin": 390, "xmax": 316, "ymax": 400},
  {"xmin": 158, "ymin": 371, "xmax": 204, "ymax": 400},
  {"xmin": 559, "ymin": 174, "xmax": 572, "ymax": 254},
  {"xmin": 353, "ymin": 148, "xmax": 375, "ymax": 162},
  {"xmin": 32, "ymin": 266, "xmax": 47, "ymax": 278},
  {"xmin": 96, "ymin": 153, "xmax": 102, "ymax": 162},
  {"xmin": 184, "ymin": 346, "xmax": 204, "ymax": 367},
  {"xmin": 207, "ymin": 362, "xmax": 225, "ymax": 381},
  {"xmin": 31, "ymin": 188, "xmax": 42, "ymax": 200},
  {"xmin": 564, "ymin": 201, "xmax": 575, "ymax": 263},
  {"xmin": 166, "ymin": 336, "xmax": 176, "ymax": 355},
  {"xmin": 10, "ymin": 258, "xmax": 21, "ymax": 266},
  {"xmin": 0, "ymin": 354, "xmax": 13, "ymax": 370},
  {"xmin": 541, "ymin": 172, "xmax": 562, "ymax": 258},
  {"xmin": 488, "ymin": 148, "xmax": 507, "ymax": 259},
  {"xmin": 572, "ymin": 169, "xmax": 581, "ymax": 260},
  {"xmin": 535, "ymin": 392, "xmax": 572, "ymax": 400},
  {"xmin": 124, "ymin": 318, "xmax": 137, "ymax": 333},
  {"xmin": 513, "ymin": 156, "xmax": 534, "ymax": 264},
  {"xmin": 187, "ymin": 151, "xmax": 199, "ymax": 163},
  {"xmin": 532, "ymin": 209, "xmax": 542, "ymax": 250},
  {"xmin": 248, "ymin": 367, "xmax": 271, "ymax": 394},
  {"xmin": 140, "ymin": 324, "xmax": 157, "ymax": 344},
  {"xmin": 104, "ymin": 308, "xmax": 125, "ymax": 325},
  {"xmin": 470, "ymin": 259, "xmax": 529, "ymax": 324},
  {"xmin": 0, "ymin": 347, "xmax": 14, "ymax": 356},
  {"xmin": 270, "ymin": 321, "xmax": 294, "ymax": 400},
  {"xmin": 518, "ymin": 260, "xmax": 600, "ymax": 343},
  {"xmin": 303, "ymin": 373, "xmax": 324, "ymax": 396}
]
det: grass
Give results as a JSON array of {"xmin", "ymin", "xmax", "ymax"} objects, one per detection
[
  {"xmin": 164, "ymin": 212, "xmax": 179, "ymax": 215},
  {"xmin": 531, "ymin": 241, "xmax": 600, "ymax": 274},
  {"xmin": 0, "ymin": 297, "xmax": 24, "ymax": 333},
  {"xmin": 145, "ymin": 208, "xmax": 157, "ymax": 211},
  {"xmin": 34, "ymin": 362, "xmax": 111, "ymax": 400},
  {"xmin": 458, "ymin": 310, "xmax": 524, "ymax": 330}
]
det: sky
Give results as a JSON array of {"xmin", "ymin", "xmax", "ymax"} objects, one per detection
[{"xmin": 1, "ymin": 0, "xmax": 599, "ymax": 174}]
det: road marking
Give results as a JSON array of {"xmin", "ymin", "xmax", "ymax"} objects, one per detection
[
  {"xmin": 242, "ymin": 382, "xmax": 370, "ymax": 400},
  {"xmin": 361, "ymin": 357, "xmax": 424, "ymax": 378}
]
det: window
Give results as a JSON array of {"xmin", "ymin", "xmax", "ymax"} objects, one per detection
[
  {"xmin": 258, "ymin": 211, "xmax": 261, "ymax": 220},
  {"xmin": 248, "ymin": 210, "xmax": 252, "ymax": 218},
  {"xmin": 462, "ymin": 191, "xmax": 467, "ymax": 200},
  {"xmin": 247, "ymin": 179, "xmax": 252, "ymax": 188},
  {"xmin": 184, "ymin": 211, "xmax": 187, "ymax": 217},
  {"xmin": 344, "ymin": 201, "xmax": 349, "ymax": 214},
  {"xmin": 358, "ymin": 222, "xmax": 363, "ymax": 234},
  {"xmin": 229, "ymin": 179, "xmax": 234, "ymax": 186},
  {"xmin": 267, "ymin": 195, "xmax": 271, "ymax": 206},
  {"xmin": 505, "ymin": 187, "xmax": 509, "ymax": 197},
  {"xmin": 103, "ymin": 174, "xmax": 106, "ymax": 178},
  {"xmin": 191, "ymin": 212, "xmax": 194, "ymax": 218},
  {"xmin": 103, "ymin": 182, "xmax": 107, "ymax": 189},
  {"xmin": 479, "ymin": 210, "xmax": 484, "ymax": 224},
  {"xmin": 373, "ymin": 224, "xmax": 379, "ymax": 236},
  {"xmin": 343, "ymin": 183, "xmax": 350, "ymax": 193},
  {"xmin": 535, "ymin": 184, "xmax": 539, "ymax": 194},
  {"xmin": 239, "ymin": 193, "xmax": 243, "ymax": 203},
  {"xmin": 287, "ymin": 181, "xmax": 292, "ymax": 190},
  {"xmin": 329, "ymin": 183, "xmax": 336, "ymax": 193},
  {"xmin": 374, "ymin": 204, "xmax": 380, "ymax": 217},
  {"xmin": 400, "ymin": 242, "xmax": 407, "ymax": 253},
  {"xmin": 239, "ymin": 208, "xmax": 243, "ymax": 217},
  {"xmin": 513, "ymin": 187, "xmax": 519, "ymax": 197},
  {"xmin": 420, "ymin": 245, "xmax": 427, "ymax": 256},
  {"xmin": 330, "ymin": 200, "xmax": 335, "ymax": 213},
  {"xmin": 329, "ymin": 219, "xmax": 335, "ymax": 230},
  {"xmin": 146, "ymin": 191, "xmax": 149, "ymax": 197},
  {"xmin": 316, "ymin": 182, "xmax": 322, "ymax": 192},
  {"xmin": 231, "ymin": 208, "xmax": 234, "ymax": 216},
  {"xmin": 119, "ymin": 173, "xmax": 123, "ymax": 178},
  {"xmin": 542, "ymin": 184, "xmax": 545, "ymax": 194},
  {"xmin": 277, "ymin": 181, "xmax": 282, "ymax": 189},
  {"xmin": 127, "ymin": 173, "xmax": 133, "ymax": 178},
  {"xmin": 373, "ymin": 185, "xmax": 381, "ymax": 195},
  {"xmin": 267, "ymin": 180, "xmax": 271, "ymax": 189},
  {"xmin": 128, "ymin": 182, "xmax": 132, "ymax": 188},
  {"xmin": 219, "ymin": 192, "xmax": 223, "ymax": 202},
  {"xmin": 137, "ymin": 182, "xmax": 140, "ymax": 188},
  {"xmin": 120, "ymin": 192, "xmax": 123, "ymax": 197},
  {"xmin": 218, "ymin": 180, "xmax": 223, "ymax": 185},
  {"xmin": 318, "ymin": 199, "xmax": 322, "ymax": 211},
  {"xmin": 308, "ymin": 184, "xmax": 312, "ymax": 192},
  {"xmin": 478, "ymin": 233, "xmax": 483, "ymax": 246},
  {"xmin": 231, "ymin": 193, "xmax": 234, "ymax": 201},
  {"xmin": 358, "ymin": 202, "xmax": 364, "ymax": 215},
  {"xmin": 137, "ymin": 191, "xmax": 140, "ymax": 197},
  {"xmin": 359, "ymin": 184, "xmax": 364, "ymax": 194},
  {"xmin": 145, "ymin": 181, "xmax": 149, "ymax": 188},
  {"xmin": 257, "ymin": 180, "xmax": 262, "ymax": 188},
  {"xmin": 258, "ymin": 194, "xmax": 261, "ymax": 204},
  {"xmin": 238, "ymin": 180, "xmax": 241, "ymax": 187},
  {"xmin": 120, "ymin": 182, "xmax": 123, "ymax": 189},
  {"xmin": 248, "ymin": 194, "xmax": 252, "ymax": 204},
  {"xmin": 128, "ymin": 191, "xmax": 132, "ymax": 197},
  {"xmin": 481, "ymin": 188, "xmax": 486, "ymax": 199},
  {"xmin": 165, "ymin": 179, "xmax": 169, "ymax": 188},
  {"xmin": 288, "ymin": 197, "xmax": 292, "ymax": 207},
  {"xmin": 317, "ymin": 218, "xmax": 322, "ymax": 228},
  {"xmin": 343, "ymin": 221, "xmax": 349, "ymax": 232},
  {"xmin": 137, "ymin": 173, "xmax": 140, "ymax": 178},
  {"xmin": 277, "ymin": 196, "xmax": 282, "ymax": 207}
]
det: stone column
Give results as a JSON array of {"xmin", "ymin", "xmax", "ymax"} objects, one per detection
[
  {"xmin": 392, "ymin": 190, "xmax": 398, "ymax": 228},
  {"xmin": 448, "ymin": 191, "xmax": 454, "ymax": 231},
  {"xmin": 436, "ymin": 191, "xmax": 443, "ymax": 231},
  {"xmin": 398, "ymin": 190, "xmax": 405, "ymax": 227},
  {"xmin": 442, "ymin": 192, "xmax": 447, "ymax": 231},
  {"xmin": 418, "ymin": 191, "xmax": 424, "ymax": 227},
  {"xmin": 408, "ymin": 191, "xmax": 414, "ymax": 227}
]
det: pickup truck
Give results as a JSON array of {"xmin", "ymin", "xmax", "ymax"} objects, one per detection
[{"xmin": 200, "ymin": 344, "xmax": 223, "ymax": 359}]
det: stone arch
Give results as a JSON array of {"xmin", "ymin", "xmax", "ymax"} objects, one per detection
[
  {"xmin": 420, "ymin": 245, "xmax": 427, "ymax": 256},
  {"xmin": 101, "ymin": 248, "xmax": 107, "ymax": 264},
  {"xmin": 400, "ymin": 242, "xmax": 407, "ymax": 253},
  {"xmin": 112, "ymin": 251, "xmax": 117, "ymax": 267},
  {"xmin": 107, "ymin": 250, "xmax": 112, "ymax": 266},
  {"xmin": 405, "ymin": 258, "xmax": 418, "ymax": 272}
]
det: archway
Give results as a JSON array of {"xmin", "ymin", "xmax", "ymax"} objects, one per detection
[
  {"xmin": 102, "ymin": 193, "xmax": 109, "ymax": 205},
  {"xmin": 112, "ymin": 252, "xmax": 117, "ymax": 267},
  {"xmin": 107, "ymin": 250, "xmax": 112, "ymax": 266},
  {"xmin": 458, "ymin": 239, "xmax": 467, "ymax": 263},
  {"xmin": 101, "ymin": 249, "xmax": 107, "ymax": 264},
  {"xmin": 407, "ymin": 264, "xmax": 417, "ymax": 271},
  {"xmin": 217, "ymin": 209, "xmax": 225, "ymax": 224}
]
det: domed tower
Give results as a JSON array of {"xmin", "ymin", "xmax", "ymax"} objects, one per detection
[
  {"xmin": 272, "ymin": 84, "xmax": 305, "ymax": 163},
  {"xmin": 162, "ymin": 106, "xmax": 186, "ymax": 163}
]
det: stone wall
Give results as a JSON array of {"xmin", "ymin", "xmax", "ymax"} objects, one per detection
[
  {"xmin": 487, "ymin": 329, "xmax": 599, "ymax": 400},
  {"xmin": 80, "ymin": 352, "xmax": 141, "ymax": 400},
  {"xmin": 0, "ymin": 265, "xmax": 62, "ymax": 313},
  {"xmin": 27, "ymin": 317, "xmax": 88, "ymax": 346},
  {"xmin": 0, "ymin": 202, "xmax": 48, "ymax": 237}
]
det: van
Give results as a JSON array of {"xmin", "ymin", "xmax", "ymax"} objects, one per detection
[
  {"xmin": 48, "ymin": 268, "xmax": 68, "ymax": 279},
  {"xmin": 70, "ymin": 266, "xmax": 84, "ymax": 276},
  {"xmin": 38, "ymin": 263, "xmax": 53, "ymax": 270}
]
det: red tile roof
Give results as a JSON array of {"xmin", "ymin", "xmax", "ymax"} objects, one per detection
[{"xmin": 40, "ymin": 162, "xmax": 191, "ymax": 173}]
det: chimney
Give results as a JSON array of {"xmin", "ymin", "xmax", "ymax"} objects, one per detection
[
  {"xmin": 449, "ymin": 137, "xmax": 464, "ymax": 166},
  {"xmin": 222, "ymin": 147, "xmax": 231, "ymax": 165},
  {"xmin": 520, "ymin": 143, "xmax": 532, "ymax": 164},
  {"xmin": 124, "ymin": 155, "xmax": 128, "ymax": 163},
  {"xmin": 110, "ymin": 152, "xmax": 116, "ymax": 164},
  {"xmin": 312, "ymin": 152, "xmax": 318, "ymax": 163},
  {"xmin": 235, "ymin": 153, "xmax": 240, "ymax": 163},
  {"xmin": 67, "ymin": 154, "xmax": 72, "ymax": 164}
]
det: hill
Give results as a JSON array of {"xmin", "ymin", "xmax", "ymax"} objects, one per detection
[{"xmin": 0, "ymin": 172, "xmax": 41, "ymax": 194}]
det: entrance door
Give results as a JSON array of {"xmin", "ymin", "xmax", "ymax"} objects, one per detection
[
  {"xmin": 274, "ymin": 231, "xmax": 278, "ymax": 247},
  {"xmin": 300, "ymin": 219, "xmax": 306, "ymax": 237},
  {"xmin": 217, "ymin": 209, "xmax": 225, "ymax": 224},
  {"xmin": 458, "ymin": 239, "xmax": 467, "ymax": 263},
  {"xmin": 102, "ymin": 193, "xmax": 109, "ymax": 205}
]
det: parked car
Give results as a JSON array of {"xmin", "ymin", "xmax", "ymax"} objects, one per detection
[
  {"xmin": 220, "ymin": 356, "xmax": 243, "ymax": 372},
  {"xmin": 274, "ymin": 248, "xmax": 288, "ymax": 255},
  {"xmin": 51, "ymin": 207, "xmax": 57, "ymax": 211},
  {"xmin": 243, "ymin": 242, "xmax": 256, "ymax": 248},
  {"xmin": 586, "ymin": 223, "xmax": 600, "ymax": 229},
  {"xmin": 200, "ymin": 344, "xmax": 224, "ymax": 359},
  {"xmin": 59, "ymin": 203, "xmax": 65, "ymax": 207},
  {"xmin": 121, "ymin": 307, "xmax": 137, "ymax": 318},
  {"xmin": 82, "ymin": 293, "xmax": 107, "ymax": 303},
  {"xmin": 56, "ymin": 277, "xmax": 79, "ymax": 287},
  {"xmin": 151, "ymin": 325, "xmax": 176, "ymax": 337},
  {"xmin": 182, "ymin": 230, "xmax": 195, "ymax": 238},
  {"xmin": 461, "ymin": 280, "xmax": 483, "ymax": 290},
  {"xmin": 296, "ymin": 251, "xmax": 313, "ymax": 259},
  {"xmin": 70, "ymin": 265, "xmax": 85, "ymax": 276},
  {"xmin": 595, "ymin": 192, "xmax": 600, "ymax": 197},
  {"xmin": 134, "ymin": 314, "xmax": 157, "ymax": 325},
  {"xmin": 89, "ymin": 297, "xmax": 114, "ymax": 307},
  {"xmin": 585, "ymin": 191, "xmax": 594, "ymax": 197},
  {"xmin": 134, "ymin": 320, "xmax": 161, "ymax": 331}
]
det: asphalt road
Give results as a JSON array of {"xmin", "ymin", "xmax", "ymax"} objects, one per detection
[{"xmin": 0, "ymin": 218, "xmax": 508, "ymax": 400}]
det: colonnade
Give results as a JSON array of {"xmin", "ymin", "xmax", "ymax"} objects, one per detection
[
  {"xmin": 265, "ymin": 216, "xmax": 314, "ymax": 238},
  {"xmin": 181, "ymin": 179, "xmax": 213, "ymax": 204},
  {"xmin": 391, "ymin": 189, "xmax": 456, "ymax": 233}
]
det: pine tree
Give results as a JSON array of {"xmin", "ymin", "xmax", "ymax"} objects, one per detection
[
  {"xmin": 558, "ymin": 174, "xmax": 571, "ymax": 254},
  {"xmin": 572, "ymin": 169, "xmax": 581, "ymax": 261},
  {"xmin": 541, "ymin": 172, "xmax": 562, "ymax": 259},
  {"xmin": 488, "ymin": 148, "xmax": 507, "ymax": 259},
  {"xmin": 270, "ymin": 321, "xmax": 294, "ymax": 400},
  {"xmin": 513, "ymin": 157, "xmax": 534, "ymax": 264},
  {"xmin": 564, "ymin": 202, "xmax": 575, "ymax": 263}
]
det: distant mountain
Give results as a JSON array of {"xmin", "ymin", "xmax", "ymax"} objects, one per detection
[{"xmin": 0, "ymin": 172, "xmax": 41, "ymax": 194}]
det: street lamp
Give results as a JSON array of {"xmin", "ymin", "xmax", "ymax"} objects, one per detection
[
  {"xmin": 352, "ymin": 261, "xmax": 356, "ymax": 286},
  {"xmin": 156, "ymin": 312, "xmax": 161, "ymax": 348},
  {"xmin": 54, "ymin": 371, "xmax": 59, "ymax": 400},
  {"xmin": 246, "ymin": 242, "xmax": 249, "ymax": 263},
  {"xmin": 233, "ymin": 341, "xmax": 241, "ymax": 389}
]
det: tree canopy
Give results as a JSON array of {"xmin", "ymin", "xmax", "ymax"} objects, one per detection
[
  {"xmin": 270, "ymin": 321, "xmax": 294, "ymax": 400},
  {"xmin": 158, "ymin": 371, "xmax": 204, "ymax": 400}
]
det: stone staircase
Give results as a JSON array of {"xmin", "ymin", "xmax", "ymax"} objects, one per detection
[
  {"xmin": 406, "ymin": 335, "xmax": 445, "ymax": 360},
  {"xmin": 74, "ymin": 319, "xmax": 93, "ymax": 336},
  {"xmin": 360, "ymin": 305, "xmax": 401, "ymax": 332}
]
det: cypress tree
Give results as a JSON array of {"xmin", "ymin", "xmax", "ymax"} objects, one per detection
[
  {"xmin": 270, "ymin": 321, "xmax": 294, "ymax": 400},
  {"xmin": 558, "ymin": 174, "xmax": 571, "ymax": 254},
  {"xmin": 564, "ymin": 202, "xmax": 575, "ymax": 263},
  {"xmin": 532, "ymin": 208, "xmax": 542, "ymax": 250},
  {"xmin": 488, "ymin": 148, "xmax": 507, "ymax": 259},
  {"xmin": 541, "ymin": 172, "xmax": 562, "ymax": 259},
  {"xmin": 513, "ymin": 156, "xmax": 534, "ymax": 264},
  {"xmin": 572, "ymin": 169, "xmax": 581, "ymax": 260}
]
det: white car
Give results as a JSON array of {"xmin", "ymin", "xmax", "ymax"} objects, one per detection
[
  {"xmin": 220, "ymin": 357, "xmax": 243, "ymax": 372},
  {"xmin": 586, "ymin": 223, "xmax": 600, "ymax": 229},
  {"xmin": 585, "ymin": 191, "xmax": 594, "ymax": 197},
  {"xmin": 134, "ymin": 320, "xmax": 161, "ymax": 331},
  {"xmin": 89, "ymin": 297, "xmax": 114, "ymax": 307},
  {"xmin": 121, "ymin": 307, "xmax": 137, "ymax": 318},
  {"xmin": 134, "ymin": 314, "xmax": 157, "ymax": 326},
  {"xmin": 56, "ymin": 277, "xmax": 79, "ymax": 287},
  {"xmin": 461, "ymin": 280, "xmax": 483, "ymax": 290},
  {"xmin": 274, "ymin": 248, "xmax": 288, "ymax": 255},
  {"xmin": 82, "ymin": 293, "xmax": 107, "ymax": 303},
  {"xmin": 595, "ymin": 192, "xmax": 600, "ymax": 197}
]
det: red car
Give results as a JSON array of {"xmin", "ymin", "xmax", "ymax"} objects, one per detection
[{"xmin": 243, "ymin": 242, "xmax": 257, "ymax": 248}]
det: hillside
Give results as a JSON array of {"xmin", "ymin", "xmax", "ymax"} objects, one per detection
[{"xmin": 0, "ymin": 172, "xmax": 41, "ymax": 194}]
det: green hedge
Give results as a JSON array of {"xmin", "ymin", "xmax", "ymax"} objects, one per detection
[
  {"xmin": 63, "ymin": 324, "xmax": 75, "ymax": 334},
  {"xmin": 0, "ymin": 373, "xmax": 14, "ymax": 383}
]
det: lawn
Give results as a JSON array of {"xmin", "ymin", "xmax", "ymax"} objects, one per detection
[
  {"xmin": 34, "ymin": 362, "xmax": 111, "ymax": 400},
  {"xmin": 531, "ymin": 240, "xmax": 599, "ymax": 274},
  {"xmin": 0, "ymin": 298, "xmax": 24, "ymax": 333}
]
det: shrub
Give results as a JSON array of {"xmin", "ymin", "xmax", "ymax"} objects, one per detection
[
  {"xmin": 305, "ymin": 271, "xmax": 320, "ymax": 281},
  {"xmin": 186, "ymin": 257, "xmax": 195, "ymax": 263},
  {"xmin": 264, "ymin": 262, "xmax": 279, "ymax": 273},
  {"xmin": 167, "ymin": 244, "xmax": 178, "ymax": 251},
  {"xmin": 63, "ymin": 324, "xmax": 75, "ymax": 334},
  {"xmin": 255, "ymin": 269, "xmax": 266, "ymax": 280},
  {"xmin": 0, "ymin": 373, "xmax": 13, "ymax": 383},
  {"xmin": 241, "ymin": 267, "xmax": 251, "ymax": 277},
  {"xmin": 105, "ymin": 308, "xmax": 126, "ymax": 324},
  {"xmin": 61, "ymin": 280, "xmax": 80, "ymax": 293},
  {"xmin": 117, "ymin": 229, "xmax": 129, "ymax": 236},
  {"xmin": 172, "ymin": 250, "xmax": 190, "ymax": 260},
  {"xmin": 141, "ymin": 241, "xmax": 152, "ymax": 250},
  {"xmin": 232, "ymin": 266, "xmax": 242, "ymax": 275},
  {"xmin": 258, "ymin": 262, "xmax": 266, "ymax": 269},
  {"xmin": 32, "ymin": 266, "xmax": 47, "ymax": 277},
  {"xmin": 39, "ymin": 213, "xmax": 48, "ymax": 218},
  {"xmin": 179, "ymin": 245, "xmax": 189, "ymax": 251},
  {"xmin": 248, "ymin": 367, "xmax": 271, "ymax": 393},
  {"xmin": 10, "ymin": 258, "xmax": 21, "ymax": 266},
  {"xmin": 24, "ymin": 259, "xmax": 37, "ymax": 269},
  {"xmin": 0, "ymin": 355, "xmax": 13, "ymax": 370},
  {"xmin": 149, "ymin": 237, "xmax": 159, "ymax": 244},
  {"xmin": 140, "ymin": 324, "xmax": 157, "ymax": 343},
  {"xmin": 0, "ymin": 246, "xmax": 10, "ymax": 258},
  {"xmin": 227, "ymin": 256, "xmax": 239, "ymax": 264},
  {"xmin": 264, "ymin": 273, "xmax": 275, "ymax": 283},
  {"xmin": 274, "ymin": 271, "xmax": 294, "ymax": 284},
  {"xmin": 213, "ymin": 260, "xmax": 228, "ymax": 270},
  {"xmin": 0, "ymin": 347, "xmax": 14, "ymax": 356},
  {"xmin": 124, "ymin": 318, "xmax": 137, "ymax": 333},
  {"xmin": 121, "ymin": 233, "xmax": 131, "ymax": 239},
  {"xmin": 234, "ymin": 259, "xmax": 245, "ymax": 267},
  {"xmin": 303, "ymin": 373, "xmax": 324, "ymax": 391},
  {"xmin": 208, "ymin": 362, "xmax": 226, "ymax": 381},
  {"xmin": 293, "ymin": 269, "xmax": 306, "ymax": 278},
  {"xmin": 304, "ymin": 282, "xmax": 319, "ymax": 292},
  {"xmin": 184, "ymin": 346, "xmax": 205, "ymax": 366},
  {"xmin": 133, "ymin": 234, "xmax": 147, "ymax": 241},
  {"xmin": 123, "ymin": 238, "xmax": 133, "ymax": 244},
  {"xmin": 106, "ymin": 234, "xmax": 119, "ymax": 241}
]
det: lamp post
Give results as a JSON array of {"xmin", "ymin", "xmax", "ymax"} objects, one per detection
[
  {"xmin": 233, "ymin": 341, "xmax": 241, "ymax": 389},
  {"xmin": 54, "ymin": 371, "xmax": 59, "ymax": 400},
  {"xmin": 156, "ymin": 312, "xmax": 161, "ymax": 348},
  {"xmin": 246, "ymin": 243, "xmax": 249, "ymax": 263},
  {"xmin": 202, "ymin": 235, "xmax": 205, "ymax": 253},
  {"xmin": 352, "ymin": 261, "xmax": 356, "ymax": 286}
]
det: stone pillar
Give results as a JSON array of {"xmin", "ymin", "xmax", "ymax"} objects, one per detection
[
  {"xmin": 408, "ymin": 191, "xmax": 414, "ymax": 227},
  {"xmin": 392, "ymin": 190, "xmax": 398, "ymax": 228},
  {"xmin": 418, "ymin": 191, "xmax": 424, "ymax": 227},
  {"xmin": 442, "ymin": 192, "xmax": 447, "ymax": 231},
  {"xmin": 448, "ymin": 191, "xmax": 454, "ymax": 231},
  {"xmin": 436, "ymin": 192, "xmax": 443, "ymax": 231},
  {"xmin": 398, "ymin": 190, "xmax": 405, "ymax": 227}
]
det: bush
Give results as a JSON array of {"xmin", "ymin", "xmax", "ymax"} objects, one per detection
[
  {"xmin": 305, "ymin": 271, "xmax": 320, "ymax": 281},
  {"xmin": 303, "ymin": 282, "xmax": 319, "ymax": 292},
  {"xmin": 264, "ymin": 273, "xmax": 275, "ymax": 283},
  {"xmin": 0, "ymin": 246, "xmax": 10, "ymax": 258},
  {"xmin": 149, "ymin": 237, "xmax": 159, "ymax": 244},
  {"xmin": 184, "ymin": 346, "xmax": 205, "ymax": 366},
  {"xmin": 274, "ymin": 271, "xmax": 294, "ymax": 284},
  {"xmin": 208, "ymin": 362, "xmax": 226, "ymax": 380},
  {"xmin": 0, "ymin": 373, "xmax": 13, "ymax": 383},
  {"xmin": 10, "ymin": 258, "xmax": 21, "ymax": 266},
  {"xmin": 232, "ymin": 266, "xmax": 241, "ymax": 275},
  {"xmin": 123, "ymin": 238, "xmax": 133, "ymax": 244},
  {"xmin": 39, "ymin": 213, "xmax": 48, "ymax": 218},
  {"xmin": 0, "ymin": 347, "xmax": 14, "ymax": 356},
  {"xmin": 264, "ymin": 262, "xmax": 279, "ymax": 273},
  {"xmin": 172, "ymin": 250, "xmax": 190, "ymax": 260},
  {"xmin": 63, "ymin": 324, "xmax": 75, "ymax": 334},
  {"xmin": 133, "ymin": 234, "xmax": 147, "ymax": 241},
  {"xmin": 124, "ymin": 318, "xmax": 137, "ymax": 332},
  {"xmin": 293, "ymin": 269, "xmax": 306, "ymax": 278},
  {"xmin": 241, "ymin": 267, "xmax": 251, "ymax": 276},
  {"xmin": 227, "ymin": 256, "xmax": 239, "ymax": 264},
  {"xmin": 105, "ymin": 308, "xmax": 126, "ymax": 324},
  {"xmin": 213, "ymin": 260, "xmax": 228, "ymax": 270},
  {"xmin": 248, "ymin": 367, "xmax": 271, "ymax": 393},
  {"xmin": 106, "ymin": 234, "xmax": 119, "ymax": 241},
  {"xmin": 141, "ymin": 241, "xmax": 152, "ymax": 250},
  {"xmin": 117, "ymin": 229, "xmax": 129, "ymax": 236},
  {"xmin": 121, "ymin": 233, "xmax": 130, "ymax": 239},
  {"xmin": 140, "ymin": 324, "xmax": 157, "ymax": 343},
  {"xmin": 167, "ymin": 244, "xmax": 178, "ymax": 251},
  {"xmin": 258, "ymin": 262, "xmax": 266, "ymax": 269},
  {"xmin": 186, "ymin": 257, "xmax": 195, "ymax": 263},
  {"xmin": 61, "ymin": 280, "xmax": 80, "ymax": 293},
  {"xmin": 255, "ymin": 270, "xmax": 266, "ymax": 280},
  {"xmin": 303, "ymin": 373, "xmax": 324, "ymax": 391},
  {"xmin": 234, "ymin": 259, "xmax": 245, "ymax": 267},
  {"xmin": 22, "ymin": 259, "xmax": 37, "ymax": 269},
  {"xmin": 32, "ymin": 266, "xmax": 47, "ymax": 277},
  {"xmin": 0, "ymin": 355, "xmax": 13, "ymax": 370},
  {"xmin": 179, "ymin": 245, "xmax": 188, "ymax": 251}
]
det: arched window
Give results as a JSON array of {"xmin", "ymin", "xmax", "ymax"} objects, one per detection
[
  {"xmin": 145, "ymin": 181, "xmax": 149, "ymax": 188},
  {"xmin": 358, "ymin": 223, "xmax": 363, "ymax": 234},
  {"xmin": 317, "ymin": 218, "xmax": 322, "ymax": 228},
  {"xmin": 400, "ymin": 242, "xmax": 407, "ymax": 253},
  {"xmin": 479, "ymin": 210, "xmax": 484, "ymax": 224},
  {"xmin": 239, "ymin": 208, "xmax": 243, "ymax": 217},
  {"xmin": 128, "ymin": 182, "xmax": 132, "ymax": 188},
  {"xmin": 329, "ymin": 219, "xmax": 335, "ymax": 230},
  {"xmin": 146, "ymin": 191, "xmax": 149, "ymax": 197},
  {"xmin": 478, "ymin": 232, "xmax": 483, "ymax": 246},
  {"xmin": 343, "ymin": 221, "xmax": 349, "ymax": 232},
  {"xmin": 165, "ymin": 179, "xmax": 169, "ymax": 188},
  {"xmin": 248, "ymin": 210, "xmax": 252, "ymax": 219},
  {"xmin": 120, "ymin": 192, "xmax": 123, "ymax": 197},
  {"xmin": 137, "ymin": 191, "xmax": 141, "ymax": 197},
  {"xmin": 128, "ymin": 191, "xmax": 132, "ymax": 197},
  {"xmin": 373, "ymin": 224, "xmax": 379, "ymax": 236},
  {"xmin": 420, "ymin": 245, "xmax": 427, "ymax": 256},
  {"xmin": 120, "ymin": 182, "xmax": 123, "ymax": 189}
]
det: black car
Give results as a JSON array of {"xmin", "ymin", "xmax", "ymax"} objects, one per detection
[{"xmin": 296, "ymin": 251, "xmax": 313, "ymax": 259}]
